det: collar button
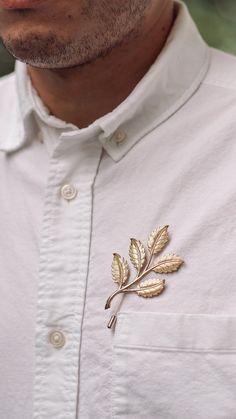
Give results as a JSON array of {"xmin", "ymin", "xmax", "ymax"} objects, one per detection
[{"xmin": 113, "ymin": 130, "xmax": 127, "ymax": 145}]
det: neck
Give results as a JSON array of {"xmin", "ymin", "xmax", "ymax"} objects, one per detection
[{"xmin": 28, "ymin": 1, "xmax": 175, "ymax": 128}]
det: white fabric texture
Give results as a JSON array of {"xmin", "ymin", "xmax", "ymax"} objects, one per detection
[{"xmin": 1, "ymin": 2, "xmax": 236, "ymax": 418}]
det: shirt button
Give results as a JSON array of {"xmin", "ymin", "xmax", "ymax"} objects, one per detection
[
  {"xmin": 113, "ymin": 130, "xmax": 127, "ymax": 145},
  {"xmin": 61, "ymin": 183, "xmax": 78, "ymax": 201},
  {"xmin": 48, "ymin": 330, "xmax": 66, "ymax": 349}
]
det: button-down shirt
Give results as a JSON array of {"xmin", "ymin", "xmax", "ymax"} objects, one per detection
[{"xmin": 1, "ymin": 2, "xmax": 236, "ymax": 419}]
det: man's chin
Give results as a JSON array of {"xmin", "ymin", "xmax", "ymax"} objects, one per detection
[{"xmin": 2, "ymin": 31, "xmax": 76, "ymax": 68}]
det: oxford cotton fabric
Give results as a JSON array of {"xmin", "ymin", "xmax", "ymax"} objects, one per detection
[{"xmin": 1, "ymin": 2, "xmax": 236, "ymax": 418}]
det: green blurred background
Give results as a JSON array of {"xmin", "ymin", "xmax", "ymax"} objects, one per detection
[{"xmin": 1, "ymin": 0, "xmax": 236, "ymax": 77}]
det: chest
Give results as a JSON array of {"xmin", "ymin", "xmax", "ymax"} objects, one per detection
[{"xmin": 1, "ymin": 130, "xmax": 236, "ymax": 419}]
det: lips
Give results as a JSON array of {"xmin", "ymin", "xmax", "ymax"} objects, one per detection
[{"xmin": 0, "ymin": 0, "xmax": 43, "ymax": 9}]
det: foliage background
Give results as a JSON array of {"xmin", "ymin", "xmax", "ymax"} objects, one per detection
[{"xmin": 1, "ymin": 0, "xmax": 236, "ymax": 77}]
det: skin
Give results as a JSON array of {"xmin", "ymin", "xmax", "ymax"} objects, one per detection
[{"xmin": 0, "ymin": 0, "xmax": 175, "ymax": 128}]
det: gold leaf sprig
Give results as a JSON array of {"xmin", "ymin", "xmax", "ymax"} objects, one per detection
[{"xmin": 105, "ymin": 225, "xmax": 184, "ymax": 310}]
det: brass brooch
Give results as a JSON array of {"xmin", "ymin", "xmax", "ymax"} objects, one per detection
[{"xmin": 105, "ymin": 225, "xmax": 184, "ymax": 328}]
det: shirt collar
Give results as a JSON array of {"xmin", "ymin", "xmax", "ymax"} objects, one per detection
[{"xmin": 0, "ymin": 1, "xmax": 210, "ymax": 161}]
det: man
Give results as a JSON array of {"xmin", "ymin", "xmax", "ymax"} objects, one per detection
[{"xmin": 0, "ymin": 0, "xmax": 236, "ymax": 418}]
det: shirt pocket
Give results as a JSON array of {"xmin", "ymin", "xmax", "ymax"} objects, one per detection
[{"xmin": 112, "ymin": 311, "xmax": 236, "ymax": 419}]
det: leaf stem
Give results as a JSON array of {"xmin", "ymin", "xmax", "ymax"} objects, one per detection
[{"xmin": 105, "ymin": 265, "xmax": 154, "ymax": 309}]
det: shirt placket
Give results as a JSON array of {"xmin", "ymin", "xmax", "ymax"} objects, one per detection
[{"xmin": 33, "ymin": 131, "xmax": 103, "ymax": 419}]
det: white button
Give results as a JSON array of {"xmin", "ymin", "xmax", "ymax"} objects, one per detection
[
  {"xmin": 48, "ymin": 330, "xmax": 66, "ymax": 349},
  {"xmin": 113, "ymin": 130, "xmax": 127, "ymax": 144},
  {"xmin": 61, "ymin": 184, "xmax": 78, "ymax": 201}
]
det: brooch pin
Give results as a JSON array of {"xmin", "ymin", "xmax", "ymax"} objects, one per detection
[{"xmin": 105, "ymin": 225, "xmax": 184, "ymax": 328}]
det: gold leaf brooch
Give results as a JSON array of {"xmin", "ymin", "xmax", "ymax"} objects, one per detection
[{"xmin": 105, "ymin": 225, "xmax": 184, "ymax": 327}]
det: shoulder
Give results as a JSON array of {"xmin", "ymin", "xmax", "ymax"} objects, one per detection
[
  {"xmin": 203, "ymin": 48, "xmax": 236, "ymax": 92},
  {"xmin": 0, "ymin": 71, "xmax": 24, "ymax": 152},
  {"xmin": 0, "ymin": 71, "xmax": 17, "ymax": 107},
  {"xmin": 0, "ymin": 71, "xmax": 16, "ymax": 89}
]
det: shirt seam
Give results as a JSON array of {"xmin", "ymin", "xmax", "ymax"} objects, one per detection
[{"xmin": 114, "ymin": 344, "xmax": 236, "ymax": 353}]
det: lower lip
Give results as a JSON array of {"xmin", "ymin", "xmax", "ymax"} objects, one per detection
[{"xmin": 1, "ymin": 0, "xmax": 44, "ymax": 9}]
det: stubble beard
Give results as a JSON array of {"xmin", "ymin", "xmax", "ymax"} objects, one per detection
[{"xmin": 2, "ymin": 0, "xmax": 151, "ymax": 69}]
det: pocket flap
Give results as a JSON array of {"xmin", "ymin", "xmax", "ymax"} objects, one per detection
[{"xmin": 114, "ymin": 311, "xmax": 236, "ymax": 351}]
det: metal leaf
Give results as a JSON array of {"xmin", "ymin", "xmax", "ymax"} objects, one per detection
[
  {"xmin": 153, "ymin": 254, "xmax": 184, "ymax": 273},
  {"xmin": 112, "ymin": 253, "xmax": 129, "ymax": 287},
  {"xmin": 136, "ymin": 279, "xmax": 165, "ymax": 298},
  {"xmin": 147, "ymin": 225, "xmax": 169, "ymax": 255},
  {"xmin": 129, "ymin": 238, "xmax": 146, "ymax": 273}
]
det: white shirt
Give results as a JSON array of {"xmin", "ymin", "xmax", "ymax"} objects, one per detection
[{"xmin": 1, "ymin": 2, "xmax": 236, "ymax": 418}]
